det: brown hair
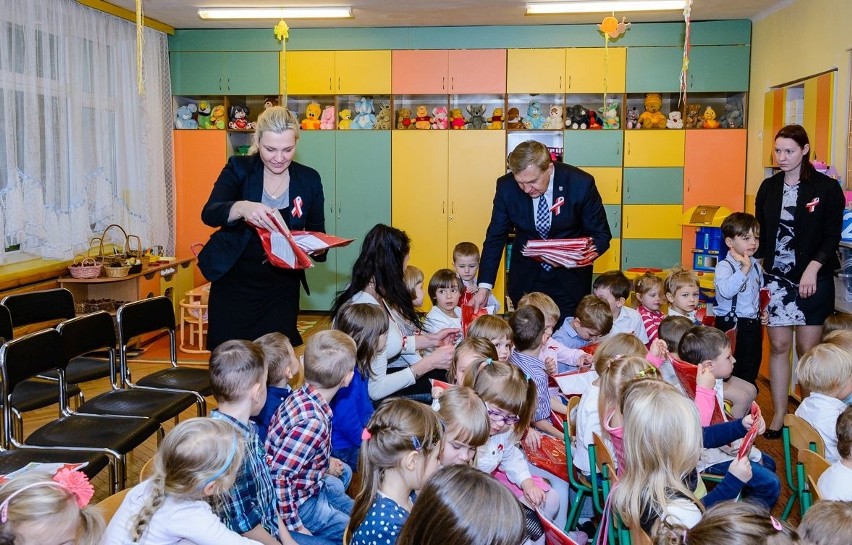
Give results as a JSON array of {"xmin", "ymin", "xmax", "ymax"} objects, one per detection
[
  {"xmin": 822, "ymin": 314, "xmax": 852, "ymax": 339},
  {"xmin": 209, "ymin": 339, "xmax": 266, "ymax": 404},
  {"xmin": 593, "ymin": 270, "xmax": 632, "ymax": 300},
  {"xmin": 775, "ymin": 124, "xmax": 814, "ymax": 182},
  {"xmin": 678, "ymin": 326, "xmax": 729, "ymax": 365},
  {"xmin": 448, "ymin": 337, "xmax": 498, "ymax": 385},
  {"xmin": 517, "ymin": 291, "xmax": 560, "ymax": 324},
  {"xmin": 452, "ymin": 242, "xmax": 480, "ymax": 262},
  {"xmin": 508, "ymin": 305, "xmax": 545, "ymax": 352},
  {"xmin": 465, "ymin": 359, "xmax": 535, "ymax": 437},
  {"xmin": 653, "ymin": 500, "xmax": 799, "ymax": 545},
  {"xmin": 720, "ymin": 212, "xmax": 760, "ymax": 240},
  {"xmin": 633, "ymin": 271, "xmax": 664, "ymax": 298},
  {"xmin": 836, "ymin": 405, "xmax": 852, "ymax": 460},
  {"xmin": 507, "ymin": 140, "xmax": 552, "ymax": 174},
  {"xmin": 403, "ymin": 265, "xmax": 424, "ymax": 301},
  {"xmin": 798, "ymin": 499, "xmax": 852, "ymax": 545},
  {"xmin": 302, "ymin": 330, "xmax": 356, "ymax": 389},
  {"xmin": 427, "ymin": 268, "xmax": 463, "ymax": 305},
  {"xmin": 467, "ymin": 314, "xmax": 512, "ymax": 342},
  {"xmin": 437, "ymin": 386, "xmax": 490, "ymax": 453},
  {"xmin": 333, "ymin": 303, "xmax": 389, "ymax": 380},
  {"xmin": 796, "ymin": 343, "xmax": 852, "ymax": 394},
  {"xmin": 254, "ymin": 332, "xmax": 296, "ymax": 386},
  {"xmin": 657, "ymin": 316, "xmax": 694, "ymax": 355},
  {"xmin": 592, "ymin": 333, "xmax": 647, "ymax": 375},
  {"xmin": 574, "ymin": 294, "xmax": 613, "ymax": 335}
]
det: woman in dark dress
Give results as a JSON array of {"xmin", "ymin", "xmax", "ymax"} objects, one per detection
[
  {"xmin": 198, "ymin": 107, "xmax": 326, "ymax": 350},
  {"xmin": 755, "ymin": 124, "xmax": 844, "ymax": 436}
]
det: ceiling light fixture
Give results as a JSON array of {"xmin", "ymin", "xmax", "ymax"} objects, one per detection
[
  {"xmin": 526, "ymin": 1, "xmax": 686, "ymax": 15},
  {"xmin": 197, "ymin": 7, "xmax": 353, "ymax": 20}
]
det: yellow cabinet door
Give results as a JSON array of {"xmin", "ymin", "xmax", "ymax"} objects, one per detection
[
  {"xmin": 623, "ymin": 131, "xmax": 685, "ymax": 167},
  {"xmin": 392, "ymin": 131, "xmax": 449, "ymax": 281},
  {"xmin": 507, "ymin": 49, "xmax": 566, "ymax": 93},
  {"xmin": 565, "ymin": 48, "xmax": 626, "ymax": 93},
  {"xmin": 583, "ymin": 167, "xmax": 621, "ymax": 205},
  {"xmin": 622, "ymin": 205, "xmax": 683, "ymax": 239},
  {"xmin": 284, "ymin": 51, "xmax": 335, "ymax": 95},
  {"xmin": 335, "ymin": 50, "xmax": 391, "ymax": 94},
  {"xmin": 594, "ymin": 239, "xmax": 621, "ymax": 273}
]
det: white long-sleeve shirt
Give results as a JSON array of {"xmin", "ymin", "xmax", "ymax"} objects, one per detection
[{"xmin": 476, "ymin": 430, "xmax": 532, "ymax": 487}]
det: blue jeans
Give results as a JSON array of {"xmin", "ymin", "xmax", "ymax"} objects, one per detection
[
  {"xmin": 704, "ymin": 453, "xmax": 780, "ymax": 509},
  {"xmin": 300, "ymin": 479, "xmax": 354, "ymax": 541}
]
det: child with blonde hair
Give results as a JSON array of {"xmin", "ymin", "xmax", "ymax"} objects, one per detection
[
  {"xmin": 447, "ymin": 337, "xmax": 498, "ymax": 385},
  {"xmin": 423, "ymin": 269, "xmax": 463, "ymax": 334},
  {"xmin": 652, "ymin": 500, "xmax": 800, "ymax": 545},
  {"xmin": 467, "ymin": 314, "xmax": 513, "ymax": 361},
  {"xmin": 0, "ymin": 467, "xmax": 102, "ymax": 545},
  {"xmin": 403, "ymin": 265, "xmax": 424, "ymax": 309},
  {"xmin": 664, "ymin": 269, "xmax": 701, "ymax": 323},
  {"xmin": 518, "ymin": 291, "xmax": 592, "ymax": 372},
  {"xmin": 798, "ymin": 498, "xmax": 852, "ymax": 545},
  {"xmin": 794, "ymin": 343, "xmax": 852, "ymax": 463},
  {"xmin": 436, "ymin": 386, "xmax": 490, "ymax": 466},
  {"xmin": 822, "ymin": 312, "xmax": 852, "ymax": 338},
  {"xmin": 348, "ymin": 399, "xmax": 443, "ymax": 545},
  {"xmin": 102, "ymin": 418, "xmax": 256, "ymax": 544},
  {"xmin": 634, "ymin": 271, "xmax": 665, "ymax": 343},
  {"xmin": 816, "ymin": 405, "xmax": 852, "ymax": 500}
]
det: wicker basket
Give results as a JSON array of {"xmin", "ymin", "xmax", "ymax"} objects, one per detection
[
  {"xmin": 104, "ymin": 264, "xmax": 131, "ymax": 278},
  {"xmin": 94, "ymin": 224, "xmax": 143, "ymax": 266},
  {"xmin": 69, "ymin": 258, "xmax": 102, "ymax": 279}
]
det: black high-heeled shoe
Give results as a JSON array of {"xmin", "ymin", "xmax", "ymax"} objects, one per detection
[{"xmin": 763, "ymin": 428, "xmax": 782, "ymax": 440}]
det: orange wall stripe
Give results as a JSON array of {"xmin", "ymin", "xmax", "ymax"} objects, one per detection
[{"xmin": 814, "ymin": 72, "xmax": 834, "ymax": 164}]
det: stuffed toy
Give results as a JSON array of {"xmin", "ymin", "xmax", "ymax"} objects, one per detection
[
  {"xmin": 638, "ymin": 93, "xmax": 667, "ymax": 129},
  {"xmin": 300, "ymin": 102, "xmax": 322, "ymax": 130},
  {"xmin": 666, "ymin": 111, "xmax": 684, "ymax": 129},
  {"xmin": 228, "ymin": 104, "xmax": 253, "ymax": 130},
  {"xmin": 542, "ymin": 105, "xmax": 563, "ymax": 129},
  {"xmin": 701, "ymin": 106, "xmax": 720, "ymax": 129},
  {"xmin": 320, "ymin": 105, "xmax": 336, "ymax": 130},
  {"xmin": 718, "ymin": 100, "xmax": 743, "ymax": 128},
  {"xmin": 352, "ymin": 97, "xmax": 376, "ymax": 130},
  {"xmin": 430, "ymin": 106, "xmax": 449, "ymax": 130},
  {"xmin": 567, "ymin": 104, "xmax": 589, "ymax": 129},
  {"xmin": 506, "ymin": 107, "xmax": 522, "ymax": 129},
  {"xmin": 685, "ymin": 103, "xmax": 703, "ymax": 129},
  {"xmin": 414, "ymin": 105, "xmax": 431, "ymax": 130},
  {"xmin": 525, "ymin": 101, "xmax": 545, "ymax": 129},
  {"xmin": 338, "ymin": 109, "xmax": 352, "ymax": 130},
  {"xmin": 587, "ymin": 110, "xmax": 602, "ymax": 129},
  {"xmin": 196, "ymin": 100, "xmax": 213, "ymax": 129},
  {"xmin": 209, "ymin": 105, "xmax": 227, "ymax": 129},
  {"xmin": 488, "ymin": 108, "xmax": 504, "ymax": 130},
  {"xmin": 174, "ymin": 103, "xmax": 198, "ymax": 129},
  {"xmin": 625, "ymin": 106, "xmax": 640, "ymax": 129},
  {"xmin": 466, "ymin": 104, "xmax": 487, "ymax": 130},
  {"xmin": 450, "ymin": 108, "xmax": 467, "ymax": 129},
  {"xmin": 397, "ymin": 108, "xmax": 413, "ymax": 130},
  {"xmin": 373, "ymin": 104, "xmax": 391, "ymax": 130},
  {"xmin": 263, "ymin": 97, "xmax": 279, "ymax": 110},
  {"xmin": 599, "ymin": 102, "xmax": 619, "ymax": 130}
]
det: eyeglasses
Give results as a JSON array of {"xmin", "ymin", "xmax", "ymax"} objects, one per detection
[
  {"xmin": 487, "ymin": 408, "xmax": 521, "ymax": 426},
  {"xmin": 635, "ymin": 366, "xmax": 658, "ymax": 379}
]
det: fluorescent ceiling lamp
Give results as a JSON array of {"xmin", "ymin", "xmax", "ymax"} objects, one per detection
[
  {"xmin": 197, "ymin": 7, "xmax": 353, "ymax": 19},
  {"xmin": 526, "ymin": 1, "xmax": 686, "ymax": 15}
]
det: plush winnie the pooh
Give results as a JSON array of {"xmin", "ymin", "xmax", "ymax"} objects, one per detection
[
  {"xmin": 414, "ymin": 105, "xmax": 431, "ymax": 130},
  {"xmin": 638, "ymin": 93, "xmax": 667, "ymax": 129}
]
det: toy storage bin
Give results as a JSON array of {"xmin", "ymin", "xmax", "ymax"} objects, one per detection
[
  {"xmin": 839, "ymin": 245, "xmax": 852, "ymax": 274},
  {"xmin": 837, "ymin": 274, "xmax": 852, "ymax": 302}
]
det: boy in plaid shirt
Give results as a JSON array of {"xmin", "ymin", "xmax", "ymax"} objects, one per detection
[{"xmin": 266, "ymin": 330, "xmax": 357, "ymax": 542}]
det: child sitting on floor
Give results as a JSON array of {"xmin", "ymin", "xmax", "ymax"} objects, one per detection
[
  {"xmin": 552, "ymin": 294, "xmax": 613, "ymax": 349},
  {"xmin": 664, "ymin": 269, "xmax": 702, "ymax": 324},
  {"xmin": 517, "ymin": 291, "xmax": 591, "ymax": 372},
  {"xmin": 467, "ymin": 315, "xmax": 513, "ymax": 361},
  {"xmin": 816, "ymin": 405, "xmax": 852, "ymax": 500},
  {"xmin": 593, "ymin": 270, "xmax": 649, "ymax": 343},
  {"xmin": 634, "ymin": 271, "xmax": 665, "ymax": 344},
  {"xmin": 423, "ymin": 269, "xmax": 463, "ymax": 335}
]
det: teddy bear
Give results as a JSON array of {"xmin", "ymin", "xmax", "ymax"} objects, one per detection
[
  {"xmin": 638, "ymin": 93, "xmax": 667, "ymax": 129},
  {"xmin": 466, "ymin": 104, "xmax": 487, "ymax": 130},
  {"xmin": 397, "ymin": 108, "xmax": 414, "ymax": 130},
  {"xmin": 524, "ymin": 101, "xmax": 545, "ymax": 129},
  {"xmin": 717, "ymin": 100, "xmax": 743, "ymax": 128},
  {"xmin": 209, "ymin": 105, "xmax": 227, "ymax": 129},
  {"xmin": 263, "ymin": 97, "xmax": 279, "ymax": 110},
  {"xmin": 450, "ymin": 108, "xmax": 467, "ymax": 130},
  {"xmin": 625, "ymin": 106, "xmax": 640, "ymax": 129},
  {"xmin": 373, "ymin": 104, "xmax": 391, "ymax": 130},
  {"xmin": 431, "ymin": 106, "xmax": 449, "ymax": 130},
  {"xmin": 196, "ymin": 100, "xmax": 213, "ymax": 129},
  {"xmin": 414, "ymin": 105, "xmax": 431, "ymax": 130},
  {"xmin": 352, "ymin": 97, "xmax": 376, "ymax": 130},
  {"xmin": 320, "ymin": 105, "xmax": 336, "ymax": 130},
  {"xmin": 567, "ymin": 104, "xmax": 589, "ymax": 129},
  {"xmin": 542, "ymin": 105, "xmax": 563, "ymax": 129},
  {"xmin": 228, "ymin": 104, "xmax": 253, "ymax": 130},
  {"xmin": 506, "ymin": 107, "xmax": 522, "ymax": 129},
  {"xmin": 174, "ymin": 103, "xmax": 198, "ymax": 129},
  {"xmin": 685, "ymin": 103, "xmax": 703, "ymax": 129},
  {"xmin": 338, "ymin": 109, "xmax": 352, "ymax": 130},
  {"xmin": 701, "ymin": 106, "xmax": 720, "ymax": 129},
  {"xmin": 300, "ymin": 102, "xmax": 322, "ymax": 130},
  {"xmin": 666, "ymin": 111, "xmax": 684, "ymax": 129},
  {"xmin": 488, "ymin": 108, "xmax": 504, "ymax": 130},
  {"xmin": 599, "ymin": 102, "xmax": 619, "ymax": 130}
]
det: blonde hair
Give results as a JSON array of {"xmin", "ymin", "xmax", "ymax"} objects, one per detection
[
  {"xmin": 518, "ymin": 291, "xmax": 561, "ymax": 324},
  {"xmin": 634, "ymin": 271, "xmax": 664, "ymax": 298},
  {"xmin": 664, "ymin": 268, "xmax": 700, "ymax": 297},
  {"xmin": 209, "ymin": 340, "xmax": 266, "ymax": 403},
  {"xmin": 452, "ymin": 242, "xmax": 480, "ymax": 262},
  {"xmin": 465, "ymin": 359, "xmax": 535, "ymax": 437},
  {"xmin": 598, "ymin": 356, "xmax": 658, "ymax": 442},
  {"xmin": 348, "ymin": 399, "xmax": 443, "ymax": 538},
  {"xmin": 448, "ymin": 337, "xmax": 497, "ymax": 385},
  {"xmin": 0, "ymin": 470, "xmax": 104, "ymax": 545},
  {"xmin": 254, "ymin": 332, "xmax": 296, "ymax": 386},
  {"xmin": 611, "ymin": 380, "xmax": 702, "ymax": 530},
  {"xmin": 396, "ymin": 465, "xmax": 525, "ymax": 545},
  {"xmin": 129, "ymin": 418, "xmax": 243, "ymax": 542},
  {"xmin": 303, "ymin": 330, "xmax": 356, "ymax": 389},
  {"xmin": 403, "ymin": 265, "xmax": 424, "ymax": 300},
  {"xmin": 798, "ymin": 499, "xmax": 852, "ymax": 545},
  {"xmin": 467, "ymin": 314, "xmax": 512, "ymax": 343},
  {"xmin": 823, "ymin": 313, "xmax": 852, "ymax": 338},
  {"xmin": 592, "ymin": 333, "xmax": 647, "ymax": 375},
  {"xmin": 796, "ymin": 343, "xmax": 852, "ymax": 394},
  {"xmin": 333, "ymin": 303, "xmax": 389, "ymax": 380},
  {"xmin": 574, "ymin": 294, "xmax": 614, "ymax": 335},
  {"xmin": 507, "ymin": 140, "xmax": 552, "ymax": 174},
  {"xmin": 653, "ymin": 501, "xmax": 799, "ymax": 545},
  {"xmin": 821, "ymin": 329, "xmax": 852, "ymax": 354},
  {"xmin": 249, "ymin": 106, "xmax": 299, "ymax": 154},
  {"xmin": 436, "ymin": 386, "xmax": 490, "ymax": 456}
]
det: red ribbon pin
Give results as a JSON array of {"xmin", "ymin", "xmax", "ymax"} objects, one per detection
[
  {"xmin": 550, "ymin": 196, "xmax": 565, "ymax": 216},
  {"xmin": 292, "ymin": 196, "xmax": 303, "ymax": 218},
  {"xmin": 805, "ymin": 197, "xmax": 819, "ymax": 212}
]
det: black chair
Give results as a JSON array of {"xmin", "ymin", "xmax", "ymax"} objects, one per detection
[
  {"xmin": 116, "ymin": 297, "xmax": 210, "ymax": 415},
  {"xmin": 0, "ymin": 447, "xmax": 112, "ymax": 487},
  {"xmin": 59, "ymin": 311, "xmax": 203, "ymax": 421},
  {"xmin": 0, "ymin": 329, "xmax": 162, "ymax": 491}
]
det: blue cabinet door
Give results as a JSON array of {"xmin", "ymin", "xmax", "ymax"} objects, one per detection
[
  {"xmin": 621, "ymin": 239, "xmax": 682, "ymax": 270},
  {"xmin": 623, "ymin": 168, "xmax": 684, "ymax": 204},
  {"xmin": 563, "ymin": 130, "xmax": 624, "ymax": 167},
  {"xmin": 170, "ymin": 52, "xmax": 224, "ymax": 95},
  {"xmin": 626, "ymin": 47, "xmax": 682, "ymax": 93},
  {"xmin": 688, "ymin": 46, "xmax": 750, "ymax": 92},
  {"xmin": 604, "ymin": 205, "xmax": 621, "ymax": 239},
  {"xmin": 224, "ymin": 52, "xmax": 280, "ymax": 95}
]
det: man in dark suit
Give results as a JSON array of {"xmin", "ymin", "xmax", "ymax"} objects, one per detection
[{"xmin": 472, "ymin": 140, "xmax": 611, "ymax": 326}]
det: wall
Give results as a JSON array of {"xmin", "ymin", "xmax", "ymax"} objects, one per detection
[{"xmin": 747, "ymin": 0, "xmax": 852, "ymax": 201}]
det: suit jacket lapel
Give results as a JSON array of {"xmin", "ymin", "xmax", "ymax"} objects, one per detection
[{"xmin": 246, "ymin": 155, "xmax": 265, "ymax": 202}]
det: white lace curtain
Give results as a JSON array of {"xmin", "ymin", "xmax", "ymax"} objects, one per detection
[{"xmin": 0, "ymin": 0, "xmax": 174, "ymax": 264}]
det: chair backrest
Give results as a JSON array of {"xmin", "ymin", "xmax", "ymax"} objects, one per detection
[
  {"xmin": 116, "ymin": 296, "xmax": 176, "ymax": 345},
  {"xmin": 0, "ymin": 329, "xmax": 66, "ymax": 393},
  {"xmin": 798, "ymin": 448, "xmax": 830, "ymax": 502},
  {"xmin": 97, "ymin": 488, "xmax": 130, "ymax": 524},
  {"xmin": 1, "ymin": 288, "xmax": 76, "ymax": 330},
  {"xmin": 784, "ymin": 414, "xmax": 826, "ymax": 456},
  {"xmin": 0, "ymin": 305, "xmax": 12, "ymax": 342},
  {"xmin": 567, "ymin": 395, "xmax": 581, "ymax": 438},
  {"xmin": 57, "ymin": 311, "xmax": 116, "ymax": 360},
  {"xmin": 592, "ymin": 432, "xmax": 619, "ymax": 484}
]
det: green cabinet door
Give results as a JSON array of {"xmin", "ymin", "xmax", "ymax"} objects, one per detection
[
  {"xmin": 626, "ymin": 47, "xmax": 683, "ymax": 93},
  {"xmin": 688, "ymin": 46, "xmax": 750, "ymax": 92},
  {"xmin": 604, "ymin": 205, "xmax": 621, "ymax": 239},
  {"xmin": 621, "ymin": 239, "xmax": 682, "ymax": 270},
  {"xmin": 294, "ymin": 131, "xmax": 338, "ymax": 311},
  {"xmin": 224, "ymin": 52, "xmax": 280, "ymax": 95},
  {"xmin": 563, "ymin": 130, "xmax": 624, "ymax": 167},
  {"xmin": 623, "ymin": 168, "xmax": 684, "ymax": 204},
  {"xmin": 170, "ymin": 52, "xmax": 224, "ymax": 95},
  {"xmin": 335, "ymin": 131, "xmax": 392, "ymax": 291}
]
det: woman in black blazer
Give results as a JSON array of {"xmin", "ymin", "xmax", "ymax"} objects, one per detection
[
  {"xmin": 755, "ymin": 124, "xmax": 844, "ymax": 435},
  {"xmin": 198, "ymin": 107, "xmax": 326, "ymax": 350}
]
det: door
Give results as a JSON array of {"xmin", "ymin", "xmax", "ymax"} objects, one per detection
[
  {"xmin": 448, "ymin": 49, "xmax": 507, "ymax": 94},
  {"xmin": 566, "ymin": 48, "xmax": 626, "ymax": 93},
  {"xmin": 224, "ymin": 52, "xmax": 279, "ymax": 95},
  {"xmin": 688, "ymin": 46, "xmax": 750, "ymax": 92},
  {"xmin": 622, "ymin": 205, "xmax": 683, "ymax": 239},
  {"xmin": 622, "ymin": 239, "xmax": 682, "ymax": 270},
  {"xmin": 285, "ymin": 51, "xmax": 335, "ymax": 95},
  {"xmin": 622, "ymin": 168, "xmax": 684, "ymax": 204},
  {"xmin": 507, "ymin": 49, "xmax": 565, "ymax": 93},
  {"xmin": 583, "ymin": 167, "xmax": 621, "ymax": 205},
  {"xmin": 170, "ymin": 52, "xmax": 224, "ymax": 95},
  {"xmin": 392, "ymin": 50, "xmax": 449, "ymax": 94},
  {"xmin": 594, "ymin": 240, "xmax": 621, "ymax": 274},
  {"xmin": 683, "ymin": 130, "xmax": 746, "ymax": 211},
  {"xmin": 335, "ymin": 50, "xmax": 392, "ymax": 94},
  {"xmin": 563, "ymin": 130, "xmax": 623, "ymax": 166},
  {"xmin": 625, "ymin": 47, "xmax": 682, "ymax": 93},
  {"xmin": 624, "ymin": 131, "xmax": 685, "ymax": 167}
]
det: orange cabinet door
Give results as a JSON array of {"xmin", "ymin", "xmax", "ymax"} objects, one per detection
[
  {"xmin": 392, "ymin": 50, "xmax": 449, "ymax": 94},
  {"xmin": 683, "ymin": 130, "xmax": 746, "ymax": 211},
  {"xmin": 448, "ymin": 49, "xmax": 506, "ymax": 94}
]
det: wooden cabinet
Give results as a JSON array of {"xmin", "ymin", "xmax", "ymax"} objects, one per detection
[
  {"xmin": 392, "ymin": 50, "xmax": 505, "ymax": 94},
  {"xmin": 447, "ymin": 49, "xmax": 507, "ymax": 94},
  {"xmin": 285, "ymin": 50, "xmax": 391, "ymax": 95},
  {"xmin": 392, "ymin": 50, "xmax": 449, "ymax": 94},
  {"xmin": 171, "ymin": 51, "xmax": 279, "ymax": 95},
  {"xmin": 595, "ymin": 239, "xmax": 621, "ymax": 274},
  {"xmin": 621, "ymin": 239, "xmax": 681, "ymax": 270},
  {"xmin": 584, "ymin": 167, "xmax": 621, "ymax": 205},
  {"xmin": 566, "ymin": 48, "xmax": 626, "ymax": 93},
  {"xmin": 688, "ymin": 46, "xmax": 750, "ymax": 92},
  {"xmin": 285, "ymin": 51, "xmax": 336, "ymax": 94},
  {"xmin": 683, "ymin": 130, "xmax": 746, "ymax": 211},
  {"xmin": 507, "ymin": 49, "xmax": 565, "ymax": 94},
  {"xmin": 624, "ymin": 131, "xmax": 685, "ymax": 167},
  {"xmin": 563, "ymin": 131, "xmax": 623, "ymax": 167},
  {"xmin": 623, "ymin": 205, "xmax": 682, "ymax": 239},
  {"xmin": 625, "ymin": 47, "xmax": 683, "ymax": 93},
  {"xmin": 623, "ymin": 168, "xmax": 684, "ymax": 205}
]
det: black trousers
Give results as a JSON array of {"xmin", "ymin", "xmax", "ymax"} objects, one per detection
[{"xmin": 715, "ymin": 315, "xmax": 762, "ymax": 385}]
